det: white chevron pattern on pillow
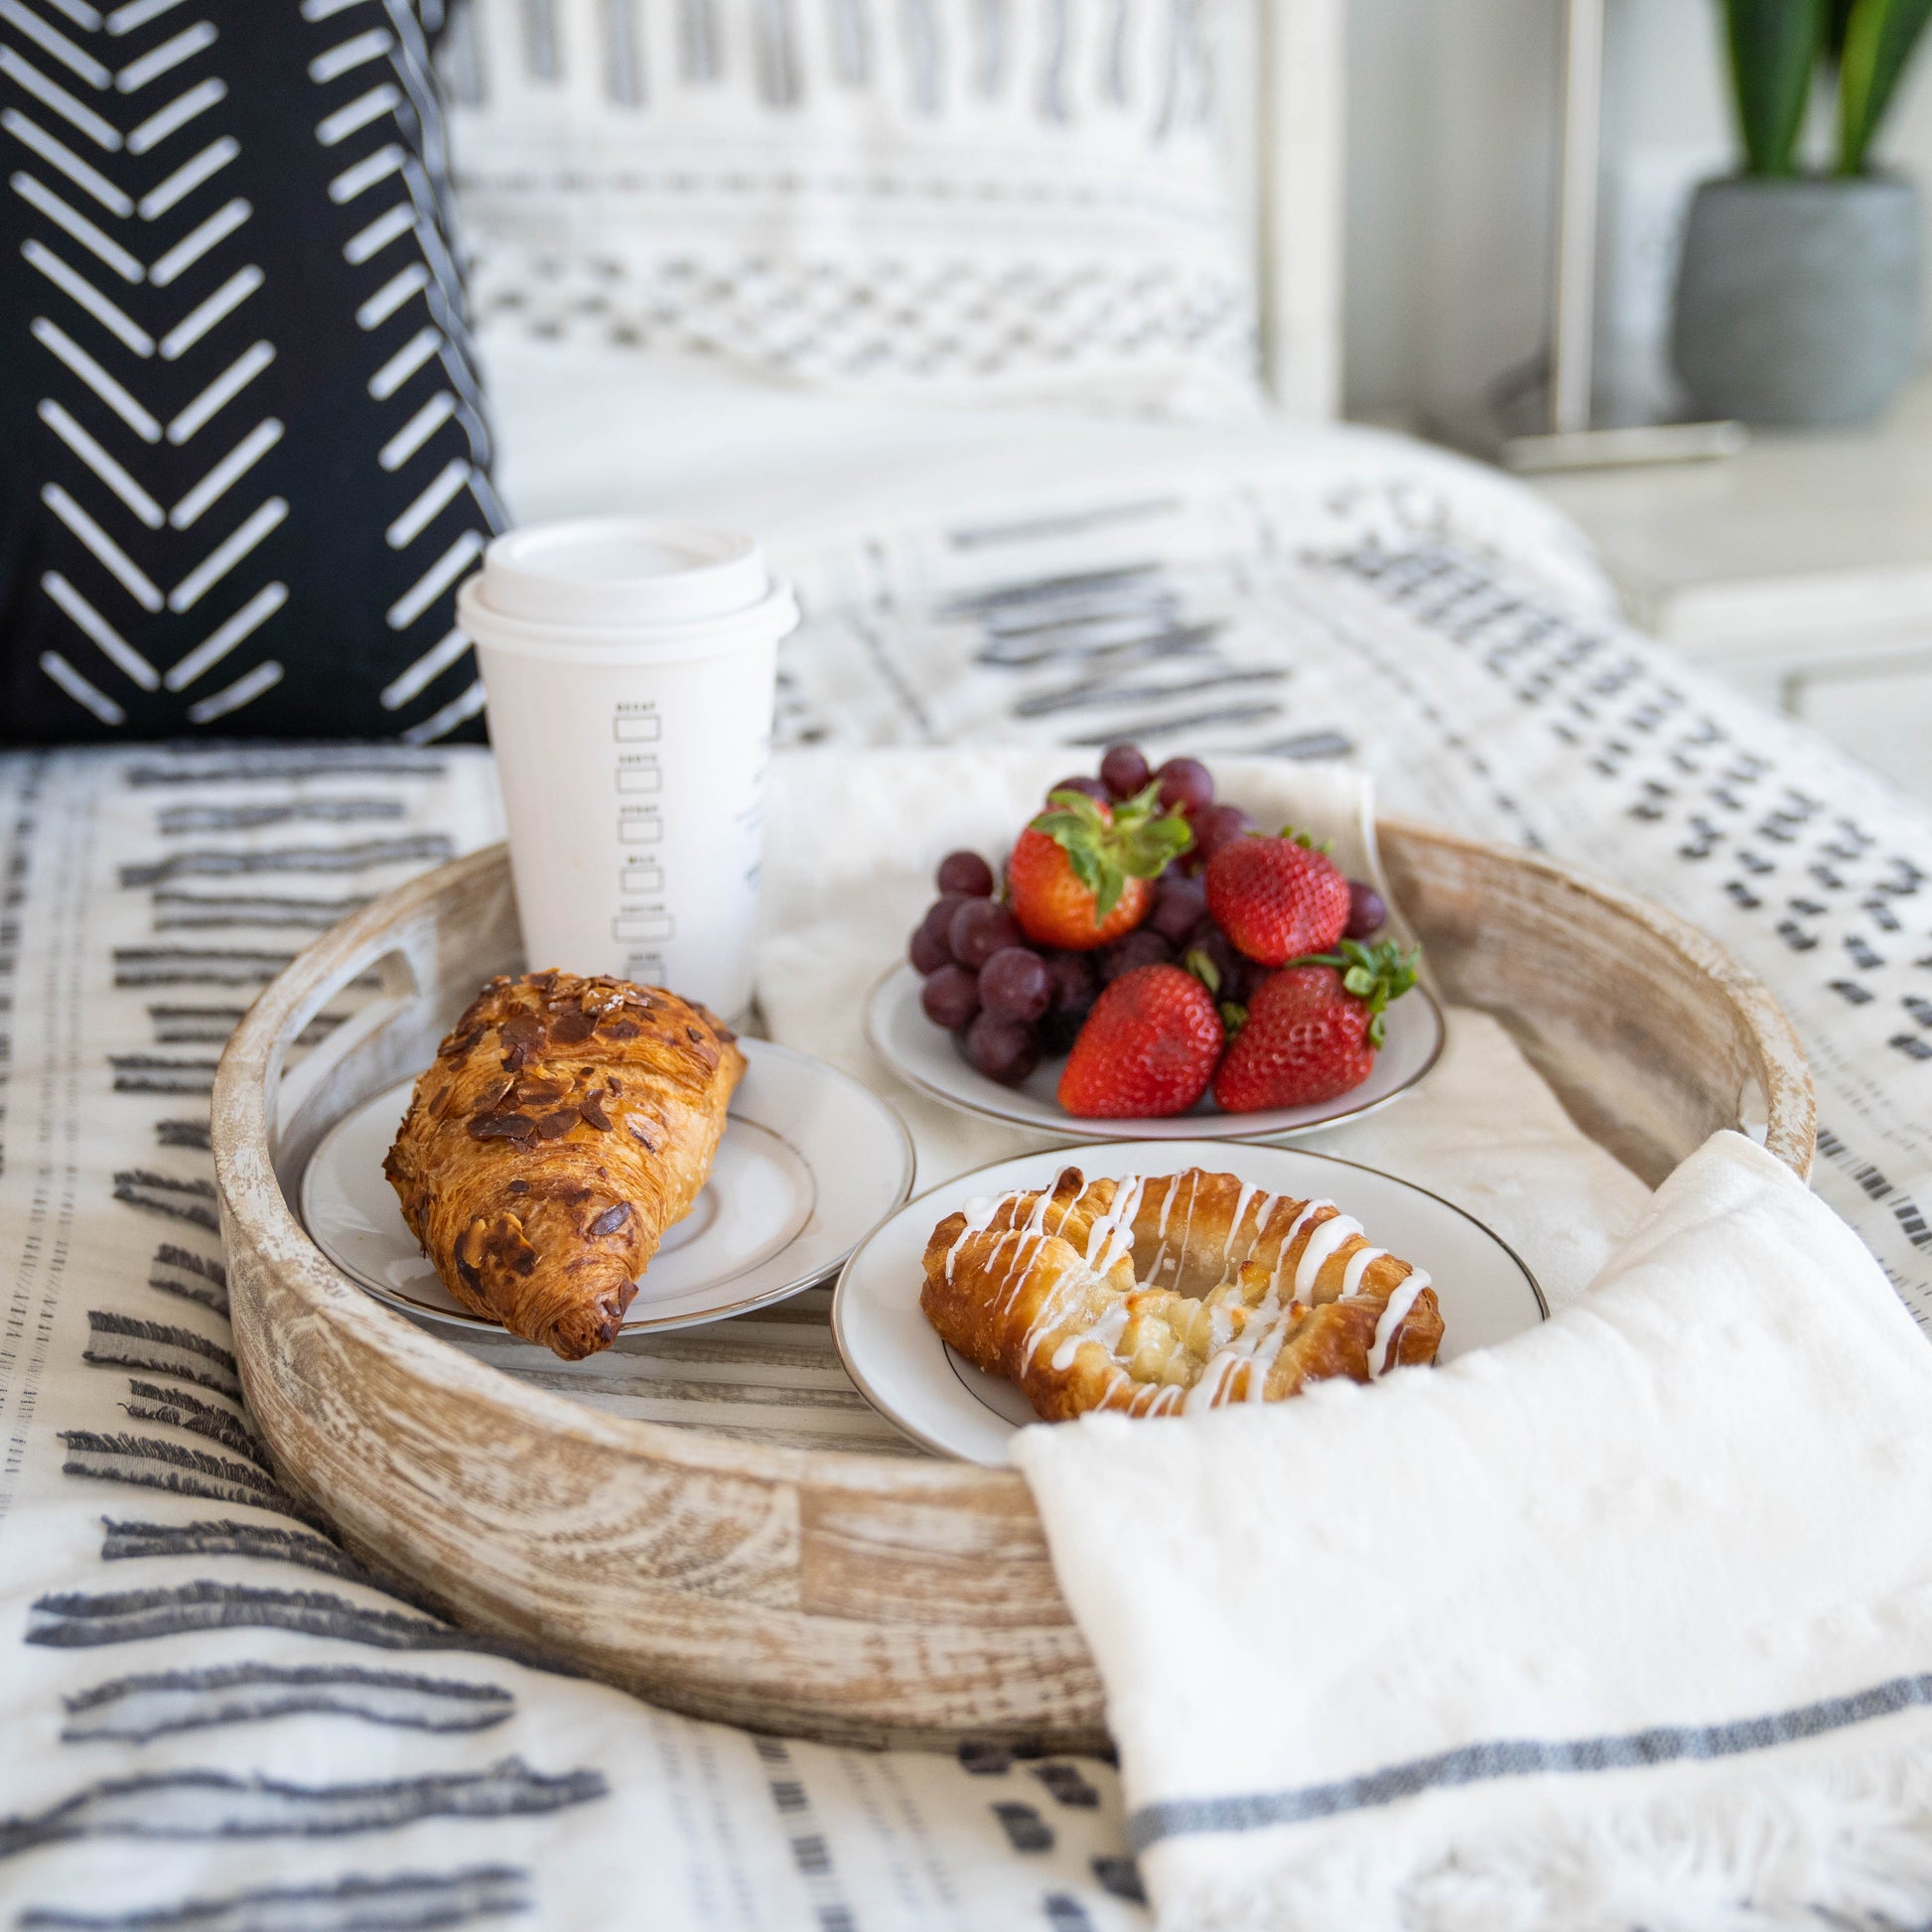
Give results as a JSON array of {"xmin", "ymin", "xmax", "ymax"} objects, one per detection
[{"xmin": 3, "ymin": 0, "xmax": 500, "ymax": 740}]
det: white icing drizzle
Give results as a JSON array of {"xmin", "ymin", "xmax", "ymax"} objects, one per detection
[
  {"xmin": 1051, "ymin": 1299, "xmax": 1130, "ymax": 1372},
  {"xmin": 1339, "ymin": 1245, "xmax": 1388, "ymax": 1299},
  {"xmin": 1149, "ymin": 1170, "xmax": 1201, "ymax": 1286},
  {"xmin": 943, "ymin": 1193, "xmax": 1004, "ymax": 1283},
  {"xmin": 1006, "ymin": 1172, "xmax": 1087, "ymax": 1339},
  {"xmin": 1083, "ymin": 1175, "xmax": 1146, "ymax": 1276},
  {"xmin": 1268, "ymin": 1198, "xmax": 1329, "ymax": 1293},
  {"xmin": 1241, "ymin": 1294, "xmax": 1303, "ymax": 1399},
  {"xmin": 1224, "ymin": 1183, "xmax": 1260, "ymax": 1271},
  {"xmin": 1156, "ymin": 1178, "xmax": 1179, "ymax": 1242},
  {"xmin": 1365, "ymin": 1269, "xmax": 1431, "ymax": 1379},
  {"xmin": 1294, "ymin": 1212, "xmax": 1363, "ymax": 1297},
  {"xmin": 1183, "ymin": 1349, "xmax": 1241, "ymax": 1415}
]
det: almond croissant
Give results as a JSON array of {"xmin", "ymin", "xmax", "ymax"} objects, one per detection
[{"xmin": 384, "ymin": 970, "xmax": 745, "ymax": 1358}]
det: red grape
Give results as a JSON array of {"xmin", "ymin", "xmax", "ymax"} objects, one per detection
[
  {"xmin": 1097, "ymin": 928, "xmax": 1173, "ymax": 983},
  {"xmin": 1039, "ymin": 951, "xmax": 1097, "ymax": 1054},
  {"xmin": 949, "ymin": 897, "xmax": 1025, "ymax": 968},
  {"xmin": 913, "ymin": 894, "xmax": 967, "ymax": 965},
  {"xmin": 964, "ymin": 1012, "xmax": 1039, "ymax": 1085},
  {"xmin": 1045, "ymin": 949, "xmax": 1096, "ymax": 1006},
  {"xmin": 909, "ymin": 922, "xmax": 950, "ymax": 975},
  {"xmin": 1149, "ymin": 873, "xmax": 1206, "ymax": 941},
  {"xmin": 1099, "ymin": 744, "xmax": 1151, "ymax": 799},
  {"xmin": 921, "ymin": 964, "xmax": 981, "ymax": 1031},
  {"xmin": 1048, "ymin": 774, "xmax": 1110, "ymax": 804},
  {"xmin": 979, "ymin": 946, "xmax": 1052, "ymax": 1023},
  {"xmin": 1189, "ymin": 802, "xmax": 1255, "ymax": 871},
  {"xmin": 1345, "ymin": 882, "xmax": 1388, "ymax": 939},
  {"xmin": 935, "ymin": 850, "xmax": 995, "ymax": 897},
  {"xmin": 1155, "ymin": 757, "xmax": 1214, "ymax": 816}
]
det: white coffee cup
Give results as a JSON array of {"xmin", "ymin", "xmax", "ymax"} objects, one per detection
[{"xmin": 458, "ymin": 517, "xmax": 797, "ymax": 1025}]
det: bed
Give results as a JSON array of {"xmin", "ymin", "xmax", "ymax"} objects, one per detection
[{"xmin": 4, "ymin": 1, "xmax": 1931, "ymax": 1925}]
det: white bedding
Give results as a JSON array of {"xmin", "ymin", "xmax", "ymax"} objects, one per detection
[{"xmin": 480, "ymin": 335, "xmax": 1611, "ymax": 607}]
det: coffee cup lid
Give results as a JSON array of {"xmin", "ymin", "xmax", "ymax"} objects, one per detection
[{"xmin": 477, "ymin": 517, "xmax": 770, "ymax": 627}]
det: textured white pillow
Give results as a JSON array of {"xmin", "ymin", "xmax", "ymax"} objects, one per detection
[{"xmin": 441, "ymin": 0, "xmax": 1260, "ymax": 417}]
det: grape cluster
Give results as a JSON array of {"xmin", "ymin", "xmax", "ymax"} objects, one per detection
[
  {"xmin": 904, "ymin": 744, "xmax": 1387, "ymax": 1088},
  {"xmin": 908, "ymin": 855, "xmax": 1095, "ymax": 1086}
]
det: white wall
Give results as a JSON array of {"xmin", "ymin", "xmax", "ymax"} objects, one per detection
[{"xmin": 1342, "ymin": 0, "xmax": 1932, "ymax": 428}]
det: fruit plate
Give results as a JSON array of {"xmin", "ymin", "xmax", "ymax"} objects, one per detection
[
  {"xmin": 302, "ymin": 1039, "xmax": 914, "ymax": 1336},
  {"xmin": 865, "ymin": 960, "xmax": 1447, "ymax": 1141},
  {"xmin": 832, "ymin": 1140, "xmax": 1546, "ymax": 1464}
]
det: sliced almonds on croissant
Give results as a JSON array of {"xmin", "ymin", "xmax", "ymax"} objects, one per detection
[
  {"xmin": 919, "ymin": 1166, "xmax": 1443, "ymax": 1421},
  {"xmin": 384, "ymin": 970, "xmax": 745, "ymax": 1359}
]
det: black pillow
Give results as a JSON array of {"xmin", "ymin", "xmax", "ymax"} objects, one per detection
[{"xmin": 0, "ymin": 0, "xmax": 498, "ymax": 743}]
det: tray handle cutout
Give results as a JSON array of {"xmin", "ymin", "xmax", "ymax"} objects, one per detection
[{"xmin": 271, "ymin": 930, "xmax": 427, "ymax": 1185}]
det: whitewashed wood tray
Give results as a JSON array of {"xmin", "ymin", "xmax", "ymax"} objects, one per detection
[{"xmin": 211, "ymin": 825, "xmax": 1814, "ymax": 1748}]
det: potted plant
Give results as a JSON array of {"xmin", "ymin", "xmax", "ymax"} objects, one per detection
[{"xmin": 1673, "ymin": 0, "xmax": 1930, "ymax": 426}]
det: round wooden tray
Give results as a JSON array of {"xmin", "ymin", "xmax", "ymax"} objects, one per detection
[{"xmin": 212, "ymin": 824, "xmax": 1814, "ymax": 1750}]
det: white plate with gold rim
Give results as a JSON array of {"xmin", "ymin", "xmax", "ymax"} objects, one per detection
[
  {"xmin": 303, "ymin": 1039, "xmax": 914, "ymax": 1338},
  {"xmin": 865, "ymin": 962, "xmax": 1446, "ymax": 1142},
  {"xmin": 831, "ymin": 1139, "xmax": 1545, "ymax": 1464}
]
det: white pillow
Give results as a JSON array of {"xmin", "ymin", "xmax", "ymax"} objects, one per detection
[{"xmin": 441, "ymin": 0, "xmax": 1260, "ymax": 418}]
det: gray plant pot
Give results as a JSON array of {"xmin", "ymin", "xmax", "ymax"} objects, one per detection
[{"xmin": 1671, "ymin": 174, "xmax": 1923, "ymax": 428}]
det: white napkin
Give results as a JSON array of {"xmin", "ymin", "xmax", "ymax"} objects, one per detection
[
  {"xmin": 1014, "ymin": 1133, "xmax": 1932, "ymax": 1932},
  {"xmin": 757, "ymin": 748, "xmax": 1648, "ymax": 1306}
]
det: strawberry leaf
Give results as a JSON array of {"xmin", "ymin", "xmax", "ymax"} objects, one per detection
[
  {"xmin": 1108, "ymin": 780, "xmax": 1168, "ymax": 831},
  {"xmin": 1030, "ymin": 783, "xmax": 1193, "ymax": 922},
  {"xmin": 1114, "ymin": 781, "xmax": 1194, "ymax": 879},
  {"xmin": 1121, "ymin": 813, "xmax": 1193, "ymax": 880},
  {"xmin": 1039, "ymin": 792, "xmax": 1109, "ymax": 834},
  {"xmin": 1287, "ymin": 939, "xmax": 1423, "ymax": 1024},
  {"xmin": 1220, "ymin": 1000, "xmax": 1248, "ymax": 1035},
  {"xmin": 1183, "ymin": 947, "xmax": 1221, "ymax": 996}
]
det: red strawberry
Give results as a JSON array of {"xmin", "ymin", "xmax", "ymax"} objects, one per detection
[
  {"xmin": 1213, "ymin": 940, "xmax": 1421, "ymax": 1112},
  {"xmin": 1204, "ymin": 827, "xmax": 1350, "ymax": 966},
  {"xmin": 1009, "ymin": 782, "xmax": 1193, "ymax": 952},
  {"xmin": 1058, "ymin": 964, "xmax": 1224, "ymax": 1118}
]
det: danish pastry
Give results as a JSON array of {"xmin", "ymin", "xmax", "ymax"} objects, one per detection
[
  {"xmin": 921, "ymin": 1166, "xmax": 1442, "ymax": 1420},
  {"xmin": 384, "ymin": 970, "xmax": 744, "ymax": 1359}
]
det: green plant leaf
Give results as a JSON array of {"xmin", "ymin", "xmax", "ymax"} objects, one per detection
[
  {"xmin": 1840, "ymin": 0, "xmax": 1932, "ymax": 170},
  {"xmin": 1726, "ymin": 0, "xmax": 1827, "ymax": 176}
]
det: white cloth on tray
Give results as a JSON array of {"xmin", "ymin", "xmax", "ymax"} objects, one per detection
[
  {"xmin": 757, "ymin": 746, "xmax": 1652, "ymax": 1310},
  {"xmin": 1015, "ymin": 1131, "xmax": 1932, "ymax": 1932}
]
